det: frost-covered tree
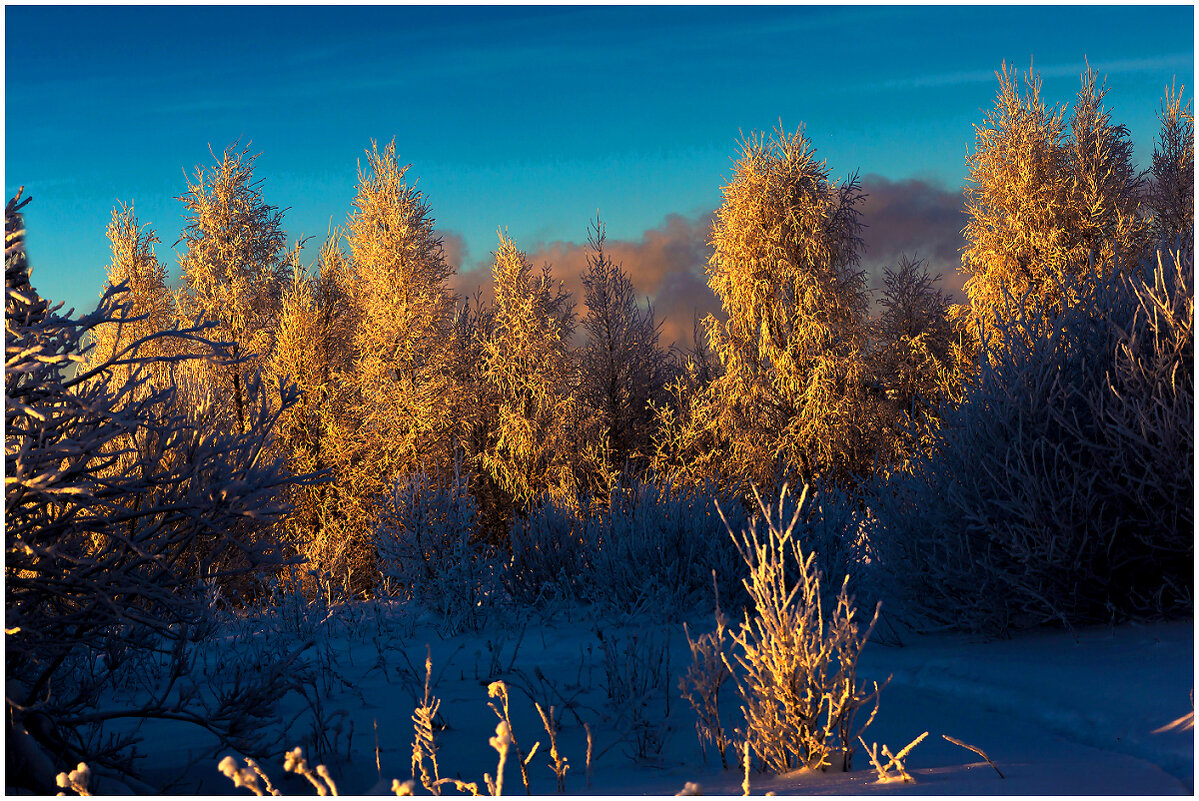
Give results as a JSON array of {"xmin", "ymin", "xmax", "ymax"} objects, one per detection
[
  {"xmin": 1147, "ymin": 83, "xmax": 1195, "ymax": 251},
  {"xmin": 177, "ymin": 143, "xmax": 299, "ymax": 434},
  {"xmin": 871, "ymin": 256, "xmax": 968, "ymax": 471},
  {"xmin": 346, "ymin": 140, "xmax": 458, "ymax": 478},
  {"xmin": 479, "ymin": 233, "xmax": 608, "ymax": 516},
  {"xmin": 578, "ymin": 218, "xmax": 670, "ymax": 473},
  {"xmin": 83, "ymin": 204, "xmax": 176, "ymax": 384},
  {"xmin": 268, "ymin": 234, "xmax": 359, "ymax": 579},
  {"xmin": 702, "ymin": 124, "xmax": 872, "ymax": 490},
  {"xmin": 963, "ymin": 64, "xmax": 1149, "ymax": 347},
  {"xmin": 5, "ymin": 190, "xmax": 305, "ymax": 792},
  {"xmin": 963, "ymin": 64, "xmax": 1074, "ymax": 341},
  {"xmin": 1068, "ymin": 66, "xmax": 1149, "ymax": 271}
]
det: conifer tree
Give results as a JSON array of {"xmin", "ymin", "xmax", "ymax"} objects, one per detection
[
  {"xmin": 1068, "ymin": 66, "xmax": 1149, "ymax": 270},
  {"xmin": 963, "ymin": 64, "xmax": 1150, "ymax": 347},
  {"xmin": 480, "ymin": 233, "xmax": 608, "ymax": 514},
  {"xmin": 702, "ymin": 124, "xmax": 872, "ymax": 489},
  {"xmin": 84, "ymin": 204, "xmax": 176, "ymax": 389},
  {"xmin": 269, "ymin": 235, "xmax": 358, "ymax": 574},
  {"xmin": 963, "ymin": 65, "xmax": 1074, "ymax": 342}
]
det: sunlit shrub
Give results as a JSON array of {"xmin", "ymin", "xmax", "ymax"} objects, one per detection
[{"xmin": 719, "ymin": 485, "xmax": 884, "ymax": 774}]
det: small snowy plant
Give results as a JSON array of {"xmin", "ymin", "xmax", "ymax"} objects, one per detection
[
  {"xmin": 858, "ymin": 731, "xmax": 928, "ymax": 783},
  {"xmin": 680, "ymin": 579, "xmax": 734, "ymax": 770},
  {"xmin": 717, "ymin": 484, "xmax": 886, "ymax": 774},
  {"xmin": 55, "ymin": 763, "xmax": 92, "ymax": 796}
]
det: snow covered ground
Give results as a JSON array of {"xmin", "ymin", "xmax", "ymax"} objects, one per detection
[{"xmin": 116, "ymin": 604, "xmax": 1193, "ymax": 796}]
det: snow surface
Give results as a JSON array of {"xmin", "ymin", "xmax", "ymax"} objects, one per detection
[{"xmin": 111, "ymin": 605, "xmax": 1193, "ymax": 796}]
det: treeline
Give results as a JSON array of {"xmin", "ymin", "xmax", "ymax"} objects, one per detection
[{"xmin": 13, "ymin": 64, "xmax": 1196, "ymax": 624}]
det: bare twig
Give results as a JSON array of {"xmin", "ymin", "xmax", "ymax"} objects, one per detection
[{"xmin": 942, "ymin": 734, "xmax": 1004, "ymax": 779}]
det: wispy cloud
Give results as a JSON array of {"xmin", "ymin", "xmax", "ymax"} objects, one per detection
[{"xmin": 861, "ymin": 53, "xmax": 1194, "ymax": 94}]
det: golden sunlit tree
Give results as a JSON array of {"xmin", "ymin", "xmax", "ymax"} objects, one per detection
[
  {"xmin": 322, "ymin": 140, "xmax": 464, "ymax": 588},
  {"xmin": 963, "ymin": 64, "xmax": 1148, "ymax": 347},
  {"xmin": 578, "ymin": 217, "xmax": 670, "ymax": 474},
  {"xmin": 176, "ymin": 144, "xmax": 300, "ymax": 434},
  {"xmin": 346, "ymin": 140, "xmax": 458, "ymax": 478},
  {"xmin": 479, "ymin": 233, "xmax": 609, "ymax": 520},
  {"xmin": 1068, "ymin": 65, "xmax": 1149, "ymax": 270},
  {"xmin": 1147, "ymin": 83, "xmax": 1195, "ymax": 251},
  {"xmin": 268, "ymin": 234, "xmax": 359, "ymax": 580},
  {"xmin": 701, "ymin": 123, "xmax": 872, "ymax": 490},
  {"xmin": 84, "ymin": 204, "xmax": 177, "ymax": 388},
  {"xmin": 963, "ymin": 64, "xmax": 1073, "ymax": 342}
]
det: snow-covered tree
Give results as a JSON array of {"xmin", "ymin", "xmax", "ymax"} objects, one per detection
[
  {"xmin": 1069, "ymin": 67, "xmax": 1149, "ymax": 268},
  {"xmin": 345, "ymin": 140, "xmax": 459, "ymax": 478},
  {"xmin": 176, "ymin": 143, "xmax": 299, "ymax": 434},
  {"xmin": 963, "ymin": 64, "xmax": 1149, "ymax": 347},
  {"xmin": 1147, "ymin": 83, "xmax": 1195, "ymax": 251},
  {"xmin": 963, "ymin": 64, "xmax": 1074, "ymax": 343},
  {"xmin": 871, "ymin": 256, "xmax": 968, "ymax": 471},
  {"xmin": 83, "ymin": 204, "xmax": 176, "ymax": 384},
  {"xmin": 479, "ymin": 233, "xmax": 608, "ymax": 515},
  {"xmin": 268, "ymin": 234, "xmax": 359, "ymax": 580},
  {"xmin": 702, "ymin": 124, "xmax": 872, "ymax": 490}
]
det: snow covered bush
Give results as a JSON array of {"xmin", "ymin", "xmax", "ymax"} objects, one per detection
[
  {"xmin": 506, "ymin": 478, "xmax": 747, "ymax": 620},
  {"xmin": 874, "ymin": 246, "xmax": 1194, "ymax": 634},
  {"xmin": 376, "ymin": 466, "xmax": 506, "ymax": 635},
  {"xmin": 597, "ymin": 627, "xmax": 672, "ymax": 761},
  {"xmin": 506, "ymin": 493, "xmax": 596, "ymax": 607},
  {"xmin": 680, "ymin": 613, "xmax": 734, "ymax": 769},
  {"xmin": 5, "ymin": 190, "xmax": 307, "ymax": 792},
  {"xmin": 719, "ymin": 485, "xmax": 884, "ymax": 774},
  {"xmin": 582, "ymin": 479, "xmax": 747, "ymax": 620}
]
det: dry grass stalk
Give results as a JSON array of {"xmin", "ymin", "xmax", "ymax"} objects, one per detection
[
  {"xmin": 858, "ymin": 731, "xmax": 928, "ymax": 783},
  {"xmin": 741, "ymin": 740, "xmax": 751, "ymax": 796},
  {"xmin": 584, "ymin": 720, "xmax": 594, "ymax": 788},
  {"xmin": 412, "ymin": 650, "xmax": 443, "ymax": 793},
  {"xmin": 535, "ymin": 702, "xmax": 570, "ymax": 792},
  {"xmin": 283, "ymin": 747, "xmax": 338, "ymax": 796},
  {"xmin": 487, "ymin": 679, "xmax": 535, "ymax": 793}
]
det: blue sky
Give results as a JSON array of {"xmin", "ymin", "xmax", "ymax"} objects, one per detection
[{"xmin": 4, "ymin": 5, "xmax": 1194, "ymax": 325}]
